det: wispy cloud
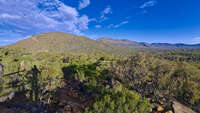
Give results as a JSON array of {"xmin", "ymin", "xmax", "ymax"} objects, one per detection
[
  {"xmin": 192, "ymin": 37, "xmax": 200, "ymax": 44},
  {"xmin": 0, "ymin": 13, "xmax": 21, "ymax": 19},
  {"xmin": 95, "ymin": 25, "xmax": 101, "ymax": 28},
  {"xmin": 108, "ymin": 24, "xmax": 114, "ymax": 28},
  {"xmin": 0, "ymin": 0, "xmax": 91, "ymax": 36},
  {"xmin": 0, "ymin": 39, "xmax": 19, "ymax": 46},
  {"xmin": 0, "ymin": 40, "xmax": 13, "ymax": 42},
  {"xmin": 0, "ymin": 30, "xmax": 29, "ymax": 46},
  {"xmin": 100, "ymin": 6, "xmax": 112, "ymax": 21},
  {"xmin": 140, "ymin": 0, "xmax": 157, "ymax": 9},
  {"xmin": 91, "ymin": 6, "xmax": 112, "ymax": 25},
  {"xmin": 79, "ymin": 0, "xmax": 90, "ymax": 10},
  {"xmin": 102, "ymin": 6, "xmax": 112, "ymax": 14},
  {"xmin": 136, "ymin": 10, "xmax": 148, "ymax": 15},
  {"xmin": 109, "ymin": 21, "xmax": 129, "ymax": 28}
]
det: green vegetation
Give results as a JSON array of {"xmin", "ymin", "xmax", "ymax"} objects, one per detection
[
  {"xmin": 85, "ymin": 88, "xmax": 152, "ymax": 113},
  {"xmin": 7, "ymin": 32, "xmax": 136, "ymax": 55},
  {"xmin": 109, "ymin": 53, "xmax": 200, "ymax": 106},
  {"xmin": 155, "ymin": 49, "xmax": 200, "ymax": 63},
  {"xmin": 0, "ymin": 47, "xmax": 200, "ymax": 113}
]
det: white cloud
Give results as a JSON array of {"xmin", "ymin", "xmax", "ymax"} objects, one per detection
[
  {"xmin": 0, "ymin": 0, "xmax": 90, "ymax": 36},
  {"xmin": 79, "ymin": 0, "xmax": 90, "ymax": 10},
  {"xmin": 78, "ymin": 15, "xmax": 90, "ymax": 30},
  {"xmin": 192, "ymin": 37, "xmax": 200, "ymax": 44},
  {"xmin": 100, "ymin": 6, "xmax": 112, "ymax": 21},
  {"xmin": 90, "ymin": 18, "xmax": 97, "ymax": 22},
  {"xmin": 102, "ymin": 7, "xmax": 112, "ymax": 14},
  {"xmin": 109, "ymin": 21, "xmax": 129, "ymax": 28},
  {"xmin": 0, "ymin": 39, "xmax": 20, "ymax": 43},
  {"xmin": 0, "ymin": 13, "xmax": 21, "ymax": 19},
  {"xmin": 108, "ymin": 24, "xmax": 114, "ymax": 28},
  {"xmin": 137, "ymin": 10, "xmax": 148, "ymax": 15},
  {"xmin": 0, "ymin": 40, "xmax": 12, "ymax": 42},
  {"xmin": 0, "ymin": 37, "xmax": 23, "ymax": 46},
  {"xmin": 140, "ymin": 0, "xmax": 157, "ymax": 9},
  {"xmin": 95, "ymin": 25, "xmax": 101, "ymax": 28},
  {"xmin": 85, "ymin": 34, "xmax": 100, "ymax": 40}
]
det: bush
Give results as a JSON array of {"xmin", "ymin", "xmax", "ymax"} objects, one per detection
[{"xmin": 85, "ymin": 88, "xmax": 152, "ymax": 113}]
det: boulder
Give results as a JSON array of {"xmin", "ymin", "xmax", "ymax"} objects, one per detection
[{"xmin": 172, "ymin": 101, "xmax": 196, "ymax": 113}]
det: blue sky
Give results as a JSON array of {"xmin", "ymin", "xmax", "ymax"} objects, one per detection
[{"xmin": 0, "ymin": 0, "xmax": 200, "ymax": 46}]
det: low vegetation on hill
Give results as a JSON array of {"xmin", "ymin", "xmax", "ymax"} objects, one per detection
[{"xmin": 7, "ymin": 32, "xmax": 136, "ymax": 55}]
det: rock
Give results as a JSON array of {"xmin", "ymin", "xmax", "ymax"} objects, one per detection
[
  {"xmin": 20, "ymin": 61, "xmax": 25, "ymax": 70},
  {"xmin": 172, "ymin": 101, "xmax": 196, "ymax": 113},
  {"xmin": 0, "ymin": 64, "xmax": 3, "ymax": 78},
  {"xmin": 64, "ymin": 105, "xmax": 71, "ymax": 111},
  {"xmin": 157, "ymin": 106, "xmax": 164, "ymax": 112},
  {"xmin": 159, "ymin": 100, "xmax": 164, "ymax": 105},
  {"xmin": 165, "ymin": 110, "xmax": 173, "ymax": 113},
  {"xmin": 109, "ymin": 78, "xmax": 121, "ymax": 90}
]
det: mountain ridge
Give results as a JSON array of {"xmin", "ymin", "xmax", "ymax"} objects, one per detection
[
  {"xmin": 98, "ymin": 37, "xmax": 200, "ymax": 49},
  {"xmin": 6, "ymin": 32, "xmax": 135, "ymax": 55},
  {"xmin": 5, "ymin": 32, "xmax": 200, "ymax": 55}
]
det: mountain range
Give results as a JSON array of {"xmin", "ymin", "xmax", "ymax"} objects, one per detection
[
  {"xmin": 6, "ymin": 32, "xmax": 135, "ymax": 55},
  {"xmin": 4, "ymin": 32, "xmax": 200, "ymax": 54},
  {"xmin": 98, "ymin": 37, "xmax": 200, "ymax": 49}
]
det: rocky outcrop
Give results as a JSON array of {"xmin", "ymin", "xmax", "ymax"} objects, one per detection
[{"xmin": 172, "ymin": 101, "xmax": 196, "ymax": 113}]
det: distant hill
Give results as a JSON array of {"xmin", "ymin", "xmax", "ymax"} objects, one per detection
[
  {"xmin": 98, "ymin": 38, "xmax": 200, "ymax": 49},
  {"xmin": 6, "ymin": 32, "xmax": 135, "ymax": 55},
  {"xmin": 6, "ymin": 32, "xmax": 200, "ymax": 55},
  {"xmin": 151, "ymin": 43, "xmax": 200, "ymax": 49},
  {"xmin": 97, "ymin": 38, "xmax": 146, "ymax": 48}
]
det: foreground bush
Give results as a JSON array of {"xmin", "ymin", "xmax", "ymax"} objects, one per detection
[{"xmin": 85, "ymin": 88, "xmax": 152, "ymax": 113}]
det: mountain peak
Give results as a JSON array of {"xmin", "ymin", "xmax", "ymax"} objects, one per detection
[
  {"xmin": 6, "ymin": 32, "xmax": 132, "ymax": 55},
  {"xmin": 30, "ymin": 32, "xmax": 80, "ymax": 39}
]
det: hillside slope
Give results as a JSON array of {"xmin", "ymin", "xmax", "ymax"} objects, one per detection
[
  {"xmin": 7, "ymin": 32, "xmax": 135, "ymax": 55},
  {"xmin": 98, "ymin": 38, "xmax": 148, "ymax": 48}
]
